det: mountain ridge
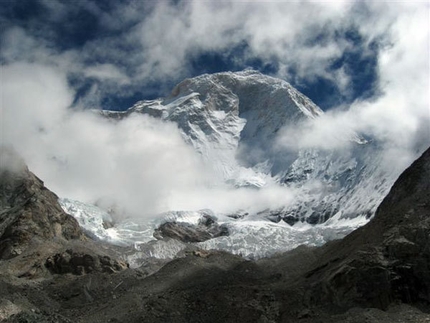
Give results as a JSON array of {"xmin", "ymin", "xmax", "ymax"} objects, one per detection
[{"xmin": 98, "ymin": 71, "xmax": 395, "ymax": 228}]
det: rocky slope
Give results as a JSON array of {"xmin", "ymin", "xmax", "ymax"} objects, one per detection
[
  {"xmin": 1, "ymin": 146, "xmax": 429, "ymax": 322},
  {"xmin": 0, "ymin": 148, "xmax": 129, "ymax": 322},
  {"xmin": 0, "ymin": 148, "xmax": 83, "ymax": 260},
  {"xmin": 305, "ymin": 145, "xmax": 430, "ymax": 310}
]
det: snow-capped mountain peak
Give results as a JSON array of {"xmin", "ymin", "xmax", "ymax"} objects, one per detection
[
  {"xmin": 103, "ymin": 71, "xmax": 327, "ymax": 186},
  {"xmin": 96, "ymin": 70, "xmax": 399, "ymax": 236}
]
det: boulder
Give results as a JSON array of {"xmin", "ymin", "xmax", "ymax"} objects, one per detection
[{"xmin": 154, "ymin": 215, "xmax": 229, "ymax": 243}]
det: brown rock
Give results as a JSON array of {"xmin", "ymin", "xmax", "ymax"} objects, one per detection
[
  {"xmin": 0, "ymin": 148, "xmax": 83, "ymax": 260},
  {"xmin": 153, "ymin": 214, "xmax": 229, "ymax": 243},
  {"xmin": 45, "ymin": 249, "xmax": 128, "ymax": 275}
]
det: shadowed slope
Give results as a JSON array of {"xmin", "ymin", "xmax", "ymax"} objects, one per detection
[{"xmin": 0, "ymin": 147, "xmax": 83, "ymax": 259}]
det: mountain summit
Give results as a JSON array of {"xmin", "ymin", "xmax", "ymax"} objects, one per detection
[
  {"xmin": 103, "ymin": 71, "xmax": 324, "ymax": 185},
  {"xmin": 100, "ymin": 71, "xmax": 392, "ymax": 228}
]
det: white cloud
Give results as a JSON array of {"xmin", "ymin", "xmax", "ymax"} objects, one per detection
[
  {"xmin": 1, "ymin": 61, "xmax": 296, "ymax": 218},
  {"xmin": 1, "ymin": 62, "xmax": 209, "ymax": 216},
  {"xmin": 0, "ymin": 1, "xmax": 393, "ymax": 107},
  {"xmin": 130, "ymin": 1, "xmax": 356, "ymax": 86},
  {"xmin": 276, "ymin": 1, "xmax": 429, "ymax": 174},
  {"xmin": 84, "ymin": 64, "xmax": 130, "ymax": 84},
  {"xmin": 275, "ymin": 111, "xmax": 360, "ymax": 151}
]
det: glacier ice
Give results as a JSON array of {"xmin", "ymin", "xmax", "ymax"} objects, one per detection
[{"xmin": 60, "ymin": 197, "xmax": 369, "ymax": 264}]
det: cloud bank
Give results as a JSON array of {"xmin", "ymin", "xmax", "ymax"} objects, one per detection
[
  {"xmin": 1, "ymin": 61, "xmax": 294, "ymax": 217},
  {"xmin": 1, "ymin": 61, "xmax": 212, "ymax": 217}
]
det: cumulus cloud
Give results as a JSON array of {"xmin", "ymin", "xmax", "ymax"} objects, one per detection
[
  {"xmin": 1, "ymin": 0, "xmax": 390, "ymax": 108},
  {"xmin": 132, "ymin": 0, "xmax": 357, "ymax": 88},
  {"xmin": 276, "ymin": 2, "xmax": 429, "ymax": 174},
  {"xmin": 1, "ymin": 61, "xmax": 207, "ymax": 216}
]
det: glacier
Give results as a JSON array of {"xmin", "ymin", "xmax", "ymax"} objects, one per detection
[
  {"xmin": 61, "ymin": 70, "xmax": 405, "ymax": 265},
  {"xmin": 60, "ymin": 197, "xmax": 368, "ymax": 267}
]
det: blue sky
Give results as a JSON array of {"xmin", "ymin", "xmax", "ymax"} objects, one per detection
[{"xmin": 1, "ymin": 0, "xmax": 385, "ymax": 111}]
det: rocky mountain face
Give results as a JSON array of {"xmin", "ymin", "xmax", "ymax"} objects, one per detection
[
  {"xmin": 0, "ymin": 148, "xmax": 83, "ymax": 259},
  {"xmin": 306, "ymin": 146, "xmax": 430, "ymax": 310},
  {"xmin": 101, "ymin": 71, "xmax": 396, "ymax": 225},
  {"xmin": 0, "ymin": 148, "xmax": 128, "ymax": 305},
  {"xmin": 0, "ymin": 145, "xmax": 429, "ymax": 322}
]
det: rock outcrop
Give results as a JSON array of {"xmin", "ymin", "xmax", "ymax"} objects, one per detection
[
  {"xmin": 0, "ymin": 147, "xmax": 128, "ymax": 281},
  {"xmin": 0, "ymin": 148, "xmax": 83, "ymax": 259},
  {"xmin": 45, "ymin": 249, "xmax": 128, "ymax": 275},
  {"xmin": 153, "ymin": 214, "xmax": 229, "ymax": 243}
]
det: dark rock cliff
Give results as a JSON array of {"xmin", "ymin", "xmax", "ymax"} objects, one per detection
[
  {"xmin": 305, "ymin": 147, "xmax": 430, "ymax": 311},
  {"xmin": 0, "ymin": 148, "xmax": 83, "ymax": 259},
  {"xmin": 0, "ymin": 148, "xmax": 128, "ymax": 283}
]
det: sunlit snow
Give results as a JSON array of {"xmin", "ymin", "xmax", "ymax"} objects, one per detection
[{"xmin": 60, "ymin": 198, "xmax": 369, "ymax": 266}]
